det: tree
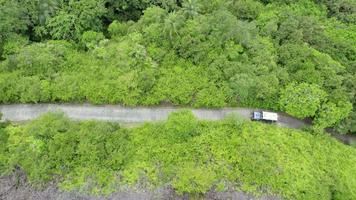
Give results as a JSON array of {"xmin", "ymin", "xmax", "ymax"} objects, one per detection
[
  {"xmin": 229, "ymin": 73, "xmax": 256, "ymax": 104},
  {"xmin": 108, "ymin": 20, "xmax": 132, "ymax": 37},
  {"xmin": 163, "ymin": 12, "xmax": 184, "ymax": 41},
  {"xmin": 278, "ymin": 43, "xmax": 345, "ymax": 90},
  {"xmin": 46, "ymin": 0, "xmax": 107, "ymax": 40},
  {"xmin": 17, "ymin": 76, "xmax": 43, "ymax": 103},
  {"xmin": 21, "ymin": 0, "xmax": 59, "ymax": 33},
  {"xmin": 228, "ymin": 0, "xmax": 263, "ymax": 21},
  {"xmin": 4, "ymin": 41, "xmax": 73, "ymax": 77},
  {"xmin": 0, "ymin": 1, "xmax": 29, "ymax": 56},
  {"xmin": 336, "ymin": 112, "xmax": 356, "ymax": 134},
  {"xmin": 316, "ymin": 0, "xmax": 356, "ymax": 24},
  {"xmin": 182, "ymin": 0, "xmax": 200, "ymax": 18},
  {"xmin": 105, "ymin": 0, "xmax": 178, "ymax": 21},
  {"xmin": 81, "ymin": 31, "xmax": 105, "ymax": 50},
  {"xmin": 0, "ymin": 1, "xmax": 29, "ymax": 37},
  {"xmin": 0, "ymin": 0, "xmax": 355, "ymax": 134},
  {"xmin": 135, "ymin": 6, "xmax": 167, "ymax": 31},
  {"xmin": 279, "ymin": 83, "xmax": 327, "ymax": 118},
  {"xmin": 315, "ymin": 101, "xmax": 352, "ymax": 129}
]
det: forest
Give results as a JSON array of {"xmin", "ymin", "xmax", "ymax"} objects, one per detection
[
  {"xmin": 0, "ymin": 111, "xmax": 355, "ymax": 199},
  {"xmin": 1, "ymin": 1, "xmax": 356, "ymax": 198},
  {"xmin": 0, "ymin": 0, "xmax": 355, "ymax": 133}
]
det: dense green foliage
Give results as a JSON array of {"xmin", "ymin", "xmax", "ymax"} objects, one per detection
[
  {"xmin": 280, "ymin": 83, "xmax": 327, "ymax": 119},
  {"xmin": 0, "ymin": 0, "xmax": 355, "ymax": 133},
  {"xmin": 0, "ymin": 113, "xmax": 8, "ymax": 173},
  {"xmin": 0, "ymin": 111, "xmax": 355, "ymax": 199}
]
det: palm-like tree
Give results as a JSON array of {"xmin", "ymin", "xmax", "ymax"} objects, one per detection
[
  {"xmin": 182, "ymin": 0, "xmax": 199, "ymax": 18},
  {"xmin": 36, "ymin": 0, "xmax": 59, "ymax": 25},
  {"xmin": 164, "ymin": 12, "xmax": 181, "ymax": 41}
]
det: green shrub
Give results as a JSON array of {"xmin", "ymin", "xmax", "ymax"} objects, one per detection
[
  {"xmin": 0, "ymin": 124, "xmax": 9, "ymax": 174},
  {"xmin": 164, "ymin": 110, "xmax": 199, "ymax": 142},
  {"xmin": 0, "ymin": 0, "xmax": 354, "ymax": 132},
  {"xmin": 16, "ymin": 76, "xmax": 43, "ymax": 103},
  {"xmin": 151, "ymin": 66, "xmax": 208, "ymax": 105},
  {"xmin": 51, "ymin": 74, "xmax": 86, "ymax": 102},
  {"xmin": 172, "ymin": 164, "xmax": 216, "ymax": 195},
  {"xmin": 4, "ymin": 41, "xmax": 73, "ymax": 77},
  {"xmin": 81, "ymin": 31, "xmax": 105, "ymax": 49},
  {"xmin": 108, "ymin": 20, "xmax": 131, "ymax": 37},
  {"xmin": 193, "ymin": 84, "xmax": 229, "ymax": 108},
  {"xmin": 3, "ymin": 111, "xmax": 356, "ymax": 199},
  {"xmin": 2, "ymin": 34, "xmax": 28, "ymax": 56}
]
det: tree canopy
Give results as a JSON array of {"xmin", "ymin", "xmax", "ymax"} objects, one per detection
[
  {"xmin": 0, "ymin": 0, "xmax": 355, "ymax": 133},
  {"xmin": 279, "ymin": 83, "xmax": 327, "ymax": 119}
]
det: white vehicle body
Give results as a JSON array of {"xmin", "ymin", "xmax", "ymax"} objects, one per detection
[
  {"xmin": 261, "ymin": 111, "xmax": 278, "ymax": 121},
  {"xmin": 251, "ymin": 111, "xmax": 278, "ymax": 122}
]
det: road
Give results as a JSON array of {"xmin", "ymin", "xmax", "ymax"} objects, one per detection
[
  {"xmin": 0, "ymin": 104, "xmax": 354, "ymax": 144},
  {"xmin": 0, "ymin": 104, "xmax": 307, "ymax": 128},
  {"xmin": 0, "ymin": 104, "xmax": 354, "ymax": 199}
]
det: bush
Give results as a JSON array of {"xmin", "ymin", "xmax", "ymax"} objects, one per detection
[
  {"xmin": 4, "ymin": 41, "xmax": 73, "ymax": 77},
  {"xmin": 16, "ymin": 76, "xmax": 43, "ymax": 103},
  {"xmin": 0, "ymin": 1, "xmax": 354, "ymax": 133},
  {"xmin": 2, "ymin": 34, "xmax": 28, "ymax": 57},
  {"xmin": 108, "ymin": 20, "xmax": 131, "ymax": 37},
  {"xmin": 172, "ymin": 164, "xmax": 216, "ymax": 195},
  {"xmin": 81, "ymin": 31, "xmax": 105, "ymax": 50},
  {"xmin": 0, "ymin": 72, "xmax": 21, "ymax": 103},
  {"xmin": 0, "ymin": 123, "xmax": 9, "ymax": 174},
  {"xmin": 193, "ymin": 83, "xmax": 229, "ymax": 108},
  {"xmin": 164, "ymin": 110, "xmax": 199, "ymax": 142},
  {"xmin": 151, "ymin": 66, "xmax": 207, "ymax": 105},
  {"xmin": 2, "ymin": 111, "xmax": 356, "ymax": 199}
]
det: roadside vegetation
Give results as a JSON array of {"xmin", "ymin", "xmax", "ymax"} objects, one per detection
[
  {"xmin": 0, "ymin": 0, "xmax": 355, "ymax": 133},
  {"xmin": 0, "ymin": 111, "xmax": 355, "ymax": 199}
]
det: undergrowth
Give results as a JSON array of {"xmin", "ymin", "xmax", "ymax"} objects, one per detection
[{"xmin": 0, "ymin": 111, "xmax": 355, "ymax": 199}]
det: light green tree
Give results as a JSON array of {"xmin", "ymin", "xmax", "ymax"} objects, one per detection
[
  {"xmin": 280, "ymin": 83, "xmax": 327, "ymax": 118},
  {"xmin": 315, "ymin": 101, "xmax": 352, "ymax": 129},
  {"xmin": 81, "ymin": 31, "xmax": 105, "ymax": 50}
]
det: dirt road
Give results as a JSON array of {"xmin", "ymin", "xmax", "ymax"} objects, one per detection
[
  {"xmin": 0, "ymin": 104, "xmax": 307, "ymax": 128},
  {"xmin": 0, "ymin": 104, "xmax": 353, "ymax": 200},
  {"xmin": 0, "ymin": 104, "xmax": 354, "ymax": 144}
]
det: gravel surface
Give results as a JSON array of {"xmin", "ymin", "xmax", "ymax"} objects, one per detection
[
  {"xmin": 2, "ymin": 103, "xmax": 354, "ymax": 144},
  {"xmin": 0, "ymin": 104, "xmax": 307, "ymax": 129}
]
